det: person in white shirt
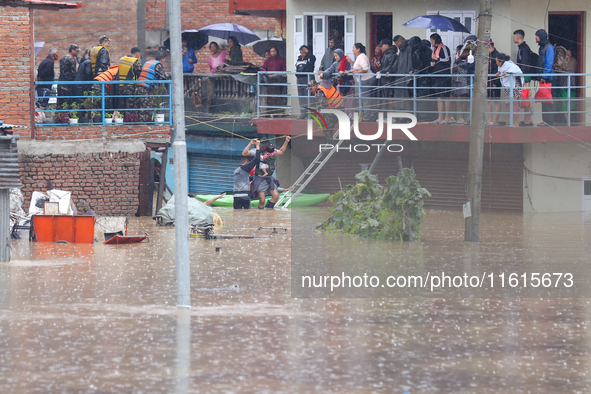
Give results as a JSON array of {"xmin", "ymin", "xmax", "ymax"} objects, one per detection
[{"xmin": 345, "ymin": 43, "xmax": 373, "ymax": 121}]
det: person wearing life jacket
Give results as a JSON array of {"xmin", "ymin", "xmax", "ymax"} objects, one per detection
[
  {"xmin": 307, "ymin": 78, "xmax": 344, "ymax": 140},
  {"xmin": 90, "ymin": 35, "xmax": 111, "ymax": 77},
  {"xmin": 136, "ymin": 51, "xmax": 170, "ymax": 122},
  {"xmin": 92, "ymin": 65, "xmax": 119, "ymax": 109},
  {"xmin": 117, "ymin": 47, "xmax": 142, "ymax": 110}
]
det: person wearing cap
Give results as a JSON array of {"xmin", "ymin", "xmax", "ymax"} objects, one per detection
[
  {"xmin": 117, "ymin": 47, "xmax": 143, "ymax": 110},
  {"xmin": 90, "ymin": 35, "xmax": 111, "ymax": 77},
  {"xmin": 57, "ymin": 44, "xmax": 80, "ymax": 108},
  {"xmin": 377, "ymin": 38, "xmax": 398, "ymax": 109},
  {"xmin": 307, "ymin": 79, "xmax": 343, "ymax": 141}
]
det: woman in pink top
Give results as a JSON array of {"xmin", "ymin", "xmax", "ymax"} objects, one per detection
[{"xmin": 208, "ymin": 42, "xmax": 226, "ymax": 73}]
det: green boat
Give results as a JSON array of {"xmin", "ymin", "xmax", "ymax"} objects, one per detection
[{"xmin": 195, "ymin": 192, "xmax": 330, "ymax": 208}]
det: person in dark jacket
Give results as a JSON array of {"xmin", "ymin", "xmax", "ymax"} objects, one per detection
[
  {"xmin": 535, "ymin": 29, "xmax": 556, "ymax": 126},
  {"xmin": 429, "ymin": 33, "xmax": 452, "ymax": 124},
  {"xmin": 226, "ymin": 36, "xmax": 243, "ymax": 65},
  {"xmin": 319, "ymin": 36, "xmax": 337, "ymax": 71},
  {"xmin": 37, "ymin": 48, "xmax": 59, "ymax": 107},
  {"xmin": 90, "ymin": 35, "xmax": 111, "ymax": 77},
  {"xmin": 486, "ymin": 41, "xmax": 502, "ymax": 125},
  {"xmin": 57, "ymin": 44, "xmax": 80, "ymax": 108},
  {"xmin": 295, "ymin": 45, "xmax": 316, "ymax": 117},
  {"xmin": 391, "ymin": 37, "xmax": 414, "ymax": 111},
  {"xmin": 75, "ymin": 50, "xmax": 94, "ymax": 100},
  {"xmin": 513, "ymin": 29, "xmax": 534, "ymax": 126},
  {"xmin": 411, "ymin": 38, "xmax": 435, "ymax": 121},
  {"xmin": 377, "ymin": 38, "xmax": 397, "ymax": 111}
]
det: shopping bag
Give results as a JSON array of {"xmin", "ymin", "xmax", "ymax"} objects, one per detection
[
  {"xmin": 520, "ymin": 87, "xmax": 530, "ymax": 109},
  {"xmin": 535, "ymin": 82, "xmax": 553, "ymax": 104}
]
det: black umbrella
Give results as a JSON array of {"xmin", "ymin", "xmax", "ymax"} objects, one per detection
[
  {"xmin": 249, "ymin": 37, "xmax": 286, "ymax": 58},
  {"xmin": 164, "ymin": 30, "xmax": 209, "ymax": 51}
]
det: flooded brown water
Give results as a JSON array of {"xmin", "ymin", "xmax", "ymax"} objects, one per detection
[{"xmin": 1, "ymin": 208, "xmax": 591, "ymax": 393}]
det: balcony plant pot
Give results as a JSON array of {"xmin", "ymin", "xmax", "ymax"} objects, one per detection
[
  {"xmin": 93, "ymin": 116, "xmax": 102, "ymax": 124},
  {"xmin": 155, "ymin": 113, "xmax": 165, "ymax": 123},
  {"xmin": 105, "ymin": 118, "xmax": 113, "ymax": 124},
  {"xmin": 69, "ymin": 118, "xmax": 78, "ymax": 124},
  {"xmin": 114, "ymin": 118, "xmax": 123, "ymax": 124},
  {"xmin": 42, "ymin": 118, "xmax": 53, "ymax": 124},
  {"xmin": 79, "ymin": 116, "xmax": 89, "ymax": 124}
]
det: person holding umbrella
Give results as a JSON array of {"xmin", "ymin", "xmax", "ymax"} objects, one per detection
[
  {"xmin": 260, "ymin": 45, "xmax": 287, "ymax": 113},
  {"xmin": 182, "ymin": 39, "xmax": 197, "ymax": 73},
  {"xmin": 226, "ymin": 36, "xmax": 243, "ymax": 65}
]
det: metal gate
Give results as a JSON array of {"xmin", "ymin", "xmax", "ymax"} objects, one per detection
[
  {"xmin": 305, "ymin": 146, "xmax": 523, "ymax": 211},
  {"xmin": 188, "ymin": 153, "xmax": 238, "ymax": 195}
]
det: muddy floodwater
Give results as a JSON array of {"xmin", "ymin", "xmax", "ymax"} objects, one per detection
[{"xmin": 1, "ymin": 208, "xmax": 591, "ymax": 393}]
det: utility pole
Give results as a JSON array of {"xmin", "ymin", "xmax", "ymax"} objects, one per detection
[
  {"xmin": 167, "ymin": 0, "xmax": 190, "ymax": 307},
  {"xmin": 465, "ymin": 0, "xmax": 492, "ymax": 242}
]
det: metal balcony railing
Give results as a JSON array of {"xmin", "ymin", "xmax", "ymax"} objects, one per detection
[
  {"xmin": 34, "ymin": 80, "xmax": 172, "ymax": 126},
  {"xmin": 257, "ymin": 71, "xmax": 590, "ymax": 127}
]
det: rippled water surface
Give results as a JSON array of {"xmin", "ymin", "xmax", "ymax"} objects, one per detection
[{"xmin": 1, "ymin": 208, "xmax": 591, "ymax": 393}]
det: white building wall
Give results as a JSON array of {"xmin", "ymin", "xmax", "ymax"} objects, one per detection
[
  {"xmin": 523, "ymin": 142, "xmax": 591, "ymax": 213},
  {"xmin": 287, "ymin": 0, "xmax": 591, "ymax": 122}
]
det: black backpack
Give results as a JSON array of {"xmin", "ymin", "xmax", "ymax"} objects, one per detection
[{"xmin": 528, "ymin": 49, "xmax": 539, "ymax": 75}]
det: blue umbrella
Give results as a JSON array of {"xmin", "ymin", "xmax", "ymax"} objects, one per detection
[
  {"xmin": 403, "ymin": 13, "xmax": 470, "ymax": 33},
  {"xmin": 198, "ymin": 23, "xmax": 260, "ymax": 45}
]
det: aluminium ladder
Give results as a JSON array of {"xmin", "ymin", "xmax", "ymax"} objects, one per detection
[{"xmin": 275, "ymin": 124, "xmax": 353, "ymax": 209}]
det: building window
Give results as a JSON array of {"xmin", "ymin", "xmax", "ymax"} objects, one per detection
[{"xmin": 584, "ymin": 180, "xmax": 591, "ymax": 196}]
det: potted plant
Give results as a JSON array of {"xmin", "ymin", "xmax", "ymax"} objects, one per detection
[
  {"xmin": 54, "ymin": 102, "xmax": 70, "ymax": 124},
  {"xmin": 123, "ymin": 112, "xmax": 140, "ymax": 123},
  {"xmin": 153, "ymin": 85, "xmax": 168, "ymax": 123},
  {"xmin": 90, "ymin": 111, "xmax": 102, "ymax": 124},
  {"xmin": 69, "ymin": 102, "xmax": 79, "ymax": 124},
  {"xmin": 105, "ymin": 112, "xmax": 113, "ymax": 124},
  {"xmin": 112, "ymin": 111, "xmax": 123, "ymax": 123}
]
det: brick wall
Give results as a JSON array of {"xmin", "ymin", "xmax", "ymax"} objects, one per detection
[
  {"xmin": 145, "ymin": 0, "xmax": 281, "ymax": 72},
  {"xmin": 33, "ymin": 1, "xmax": 139, "ymax": 76},
  {"xmin": 35, "ymin": 124, "xmax": 172, "ymax": 141},
  {"xmin": 20, "ymin": 152, "xmax": 142, "ymax": 216},
  {"xmin": 1, "ymin": 6, "xmax": 32, "ymax": 138}
]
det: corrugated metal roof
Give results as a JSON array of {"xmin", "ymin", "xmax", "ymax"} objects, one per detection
[{"xmin": 8, "ymin": 0, "xmax": 81, "ymax": 9}]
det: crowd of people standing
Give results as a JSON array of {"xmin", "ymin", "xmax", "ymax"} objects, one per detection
[
  {"xmin": 36, "ymin": 35, "xmax": 170, "ymax": 122},
  {"xmin": 299, "ymin": 29, "xmax": 578, "ymax": 127}
]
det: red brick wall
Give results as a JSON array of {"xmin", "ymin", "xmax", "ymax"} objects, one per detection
[
  {"xmin": 35, "ymin": 124, "xmax": 172, "ymax": 141},
  {"xmin": 20, "ymin": 152, "xmax": 142, "ymax": 216},
  {"xmin": 145, "ymin": 0, "xmax": 282, "ymax": 72},
  {"xmin": 33, "ymin": 1, "xmax": 139, "ymax": 75},
  {"xmin": 1, "ymin": 6, "xmax": 32, "ymax": 138}
]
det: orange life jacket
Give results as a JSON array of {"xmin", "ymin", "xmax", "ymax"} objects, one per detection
[
  {"xmin": 137, "ymin": 60, "xmax": 161, "ymax": 89},
  {"xmin": 94, "ymin": 65, "xmax": 119, "ymax": 92},
  {"xmin": 316, "ymin": 84, "xmax": 343, "ymax": 109}
]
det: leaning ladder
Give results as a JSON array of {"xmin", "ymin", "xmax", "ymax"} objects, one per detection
[{"xmin": 275, "ymin": 124, "xmax": 351, "ymax": 209}]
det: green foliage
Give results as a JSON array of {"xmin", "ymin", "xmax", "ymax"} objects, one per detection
[
  {"xmin": 153, "ymin": 85, "xmax": 168, "ymax": 109},
  {"xmin": 81, "ymin": 91, "xmax": 99, "ymax": 110},
  {"xmin": 318, "ymin": 169, "xmax": 431, "ymax": 241},
  {"xmin": 69, "ymin": 102, "xmax": 79, "ymax": 119}
]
